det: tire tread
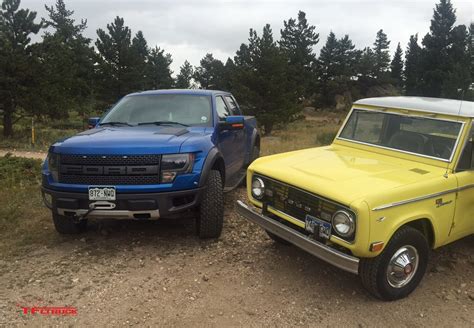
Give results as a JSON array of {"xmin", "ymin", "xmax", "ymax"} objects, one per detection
[
  {"xmin": 359, "ymin": 225, "xmax": 428, "ymax": 300},
  {"xmin": 197, "ymin": 170, "xmax": 224, "ymax": 238}
]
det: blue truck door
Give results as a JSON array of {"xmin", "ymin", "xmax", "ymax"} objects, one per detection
[
  {"xmin": 215, "ymin": 95, "xmax": 240, "ymax": 178},
  {"xmin": 224, "ymin": 95, "xmax": 245, "ymax": 169}
]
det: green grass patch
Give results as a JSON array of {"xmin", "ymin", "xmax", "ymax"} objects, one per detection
[
  {"xmin": 0, "ymin": 126, "xmax": 79, "ymax": 151},
  {"xmin": 0, "ymin": 156, "xmax": 53, "ymax": 256},
  {"xmin": 0, "ymin": 154, "xmax": 42, "ymax": 188},
  {"xmin": 0, "ymin": 113, "xmax": 86, "ymax": 151}
]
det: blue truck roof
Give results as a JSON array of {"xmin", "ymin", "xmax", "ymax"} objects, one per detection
[{"xmin": 128, "ymin": 89, "xmax": 231, "ymax": 97}]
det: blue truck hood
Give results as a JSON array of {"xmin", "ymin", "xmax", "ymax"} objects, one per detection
[{"xmin": 50, "ymin": 126, "xmax": 209, "ymax": 155}]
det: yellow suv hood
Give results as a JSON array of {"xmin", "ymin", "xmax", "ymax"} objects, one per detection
[{"xmin": 249, "ymin": 144, "xmax": 445, "ymax": 206}]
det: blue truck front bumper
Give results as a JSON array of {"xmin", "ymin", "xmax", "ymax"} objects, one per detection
[{"xmin": 42, "ymin": 186, "xmax": 205, "ymax": 220}]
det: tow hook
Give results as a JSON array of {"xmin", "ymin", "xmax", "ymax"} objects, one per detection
[{"xmin": 73, "ymin": 201, "xmax": 116, "ymax": 222}]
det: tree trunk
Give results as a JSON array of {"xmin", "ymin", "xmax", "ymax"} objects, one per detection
[
  {"xmin": 263, "ymin": 122, "xmax": 273, "ymax": 135},
  {"xmin": 2, "ymin": 105, "xmax": 13, "ymax": 137}
]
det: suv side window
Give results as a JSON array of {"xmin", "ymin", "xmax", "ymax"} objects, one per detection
[
  {"xmin": 215, "ymin": 96, "xmax": 231, "ymax": 121},
  {"xmin": 457, "ymin": 123, "xmax": 474, "ymax": 171},
  {"xmin": 225, "ymin": 96, "xmax": 241, "ymax": 115}
]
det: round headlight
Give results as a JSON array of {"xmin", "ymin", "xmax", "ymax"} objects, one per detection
[
  {"xmin": 332, "ymin": 210, "xmax": 355, "ymax": 238},
  {"xmin": 251, "ymin": 177, "xmax": 265, "ymax": 200}
]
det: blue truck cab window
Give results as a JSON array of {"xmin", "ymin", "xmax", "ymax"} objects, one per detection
[{"xmin": 215, "ymin": 96, "xmax": 231, "ymax": 121}]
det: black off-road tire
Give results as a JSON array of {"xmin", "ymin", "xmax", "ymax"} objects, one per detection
[
  {"xmin": 197, "ymin": 170, "xmax": 224, "ymax": 239},
  {"xmin": 359, "ymin": 226, "xmax": 429, "ymax": 301},
  {"xmin": 52, "ymin": 212, "xmax": 87, "ymax": 234},
  {"xmin": 266, "ymin": 230, "xmax": 292, "ymax": 245}
]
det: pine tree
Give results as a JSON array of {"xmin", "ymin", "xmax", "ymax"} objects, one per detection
[
  {"xmin": 318, "ymin": 32, "xmax": 338, "ymax": 84},
  {"xmin": 390, "ymin": 43, "xmax": 404, "ymax": 89},
  {"xmin": 193, "ymin": 53, "xmax": 225, "ymax": 89},
  {"xmin": 0, "ymin": 0, "xmax": 43, "ymax": 136},
  {"xmin": 130, "ymin": 31, "xmax": 150, "ymax": 90},
  {"xmin": 404, "ymin": 35, "xmax": 422, "ymax": 96},
  {"xmin": 372, "ymin": 29, "xmax": 391, "ymax": 80},
  {"xmin": 468, "ymin": 23, "xmax": 474, "ymax": 101},
  {"xmin": 44, "ymin": 0, "xmax": 86, "ymax": 41},
  {"xmin": 175, "ymin": 60, "xmax": 194, "ymax": 88},
  {"xmin": 357, "ymin": 47, "xmax": 376, "ymax": 79},
  {"xmin": 334, "ymin": 34, "xmax": 359, "ymax": 78},
  {"xmin": 316, "ymin": 32, "xmax": 359, "ymax": 106},
  {"xmin": 440, "ymin": 23, "xmax": 470, "ymax": 98},
  {"xmin": 421, "ymin": 0, "xmax": 470, "ymax": 98},
  {"xmin": 37, "ymin": 0, "xmax": 95, "ymax": 119},
  {"xmin": 95, "ymin": 16, "xmax": 136, "ymax": 106},
  {"xmin": 232, "ymin": 24, "xmax": 299, "ymax": 134},
  {"xmin": 279, "ymin": 11, "xmax": 319, "ymax": 97},
  {"xmin": 147, "ymin": 46, "xmax": 173, "ymax": 89}
]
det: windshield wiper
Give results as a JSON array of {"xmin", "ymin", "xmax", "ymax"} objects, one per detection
[
  {"xmin": 100, "ymin": 121, "xmax": 134, "ymax": 127},
  {"xmin": 137, "ymin": 121, "xmax": 189, "ymax": 127}
]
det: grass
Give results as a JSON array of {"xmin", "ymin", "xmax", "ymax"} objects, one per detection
[
  {"xmin": 0, "ymin": 155, "xmax": 54, "ymax": 256},
  {"xmin": 0, "ymin": 127, "xmax": 79, "ymax": 151},
  {"xmin": 0, "ymin": 113, "xmax": 86, "ymax": 151},
  {"xmin": 261, "ymin": 113, "xmax": 343, "ymax": 156}
]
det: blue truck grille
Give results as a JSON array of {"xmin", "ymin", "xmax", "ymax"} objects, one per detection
[
  {"xmin": 60, "ymin": 154, "xmax": 161, "ymax": 166},
  {"xmin": 58, "ymin": 154, "xmax": 161, "ymax": 185},
  {"xmin": 59, "ymin": 175, "xmax": 161, "ymax": 185}
]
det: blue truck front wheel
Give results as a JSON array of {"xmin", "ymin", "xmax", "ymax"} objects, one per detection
[{"xmin": 196, "ymin": 170, "xmax": 224, "ymax": 238}]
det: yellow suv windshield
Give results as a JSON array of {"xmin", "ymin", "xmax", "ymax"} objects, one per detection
[{"xmin": 338, "ymin": 109, "xmax": 463, "ymax": 161}]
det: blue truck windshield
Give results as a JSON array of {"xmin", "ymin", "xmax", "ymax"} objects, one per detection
[{"xmin": 102, "ymin": 94, "xmax": 213, "ymax": 126}]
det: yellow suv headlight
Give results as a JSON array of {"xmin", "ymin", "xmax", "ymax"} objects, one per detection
[
  {"xmin": 332, "ymin": 210, "xmax": 355, "ymax": 238},
  {"xmin": 251, "ymin": 177, "xmax": 265, "ymax": 200}
]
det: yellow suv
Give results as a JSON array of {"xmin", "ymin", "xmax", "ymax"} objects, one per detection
[{"xmin": 237, "ymin": 97, "xmax": 474, "ymax": 300}]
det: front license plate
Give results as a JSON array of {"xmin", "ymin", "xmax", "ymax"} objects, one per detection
[
  {"xmin": 88, "ymin": 186, "xmax": 116, "ymax": 201},
  {"xmin": 305, "ymin": 215, "xmax": 331, "ymax": 239}
]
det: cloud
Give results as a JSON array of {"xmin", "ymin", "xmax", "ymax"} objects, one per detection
[{"xmin": 21, "ymin": 0, "xmax": 473, "ymax": 74}]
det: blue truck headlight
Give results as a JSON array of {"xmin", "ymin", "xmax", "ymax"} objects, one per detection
[
  {"xmin": 161, "ymin": 153, "xmax": 195, "ymax": 183},
  {"xmin": 47, "ymin": 152, "xmax": 60, "ymax": 182}
]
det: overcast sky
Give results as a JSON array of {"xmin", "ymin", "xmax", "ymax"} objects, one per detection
[{"xmin": 22, "ymin": 0, "xmax": 473, "ymax": 75}]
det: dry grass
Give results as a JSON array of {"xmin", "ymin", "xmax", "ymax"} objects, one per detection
[{"xmin": 261, "ymin": 113, "xmax": 344, "ymax": 156}]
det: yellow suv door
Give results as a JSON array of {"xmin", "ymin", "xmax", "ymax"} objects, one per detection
[{"xmin": 453, "ymin": 122, "xmax": 474, "ymax": 240}]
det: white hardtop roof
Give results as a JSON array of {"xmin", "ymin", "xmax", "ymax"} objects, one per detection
[{"xmin": 354, "ymin": 96, "xmax": 474, "ymax": 118}]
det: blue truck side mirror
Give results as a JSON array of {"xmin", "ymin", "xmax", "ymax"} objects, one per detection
[
  {"xmin": 88, "ymin": 117, "xmax": 100, "ymax": 129},
  {"xmin": 219, "ymin": 116, "xmax": 245, "ymax": 131}
]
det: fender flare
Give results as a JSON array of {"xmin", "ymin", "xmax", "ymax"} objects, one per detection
[
  {"xmin": 199, "ymin": 147, "xmax": 225, "ymax": 187},
  {"xmin": 247, "ymin": 129, "xmax": 260, "ymax": 165}
]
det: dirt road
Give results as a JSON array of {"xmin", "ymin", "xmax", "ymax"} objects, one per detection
[
  {"xmin": 1, "ymin": 150, "xmax": 473, "ymax": 327},
  {"xmin": 1, "ymin": 186, "xmax": 473, "ymax": 327}
]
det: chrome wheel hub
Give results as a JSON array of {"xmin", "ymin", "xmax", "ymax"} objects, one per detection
[{"xmin": 386, "ymin": 245, "xmax": 419, "ymax": 288}]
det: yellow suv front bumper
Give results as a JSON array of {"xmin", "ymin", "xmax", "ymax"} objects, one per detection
[{"xmin": 236, "ymin": 200, "xmax": 360, "ymax": 274}]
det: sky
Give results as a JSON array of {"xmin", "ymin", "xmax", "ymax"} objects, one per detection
[{"xmin": 21, "ymin": 0, "xmax": 473, "ymax": 75}]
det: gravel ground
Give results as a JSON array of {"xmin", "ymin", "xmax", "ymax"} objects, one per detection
[{"xmin": 1, "ymin": 187, "xmax": 473, "ymax": 327}]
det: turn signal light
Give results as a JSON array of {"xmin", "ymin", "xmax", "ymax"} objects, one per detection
[{"xmin": 370, "ymin": 241, "xmax": 384, "ymax": 252}]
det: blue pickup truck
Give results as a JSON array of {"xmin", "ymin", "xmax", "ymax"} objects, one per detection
[{"xmin": 41, "ymin": 89, "xmax": 259, "ymax": 238}]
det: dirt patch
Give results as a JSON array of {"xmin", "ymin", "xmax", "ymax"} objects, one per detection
[{"xmin": 1, "ymin": 188, "xmax": 473, "ymax": 327}]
